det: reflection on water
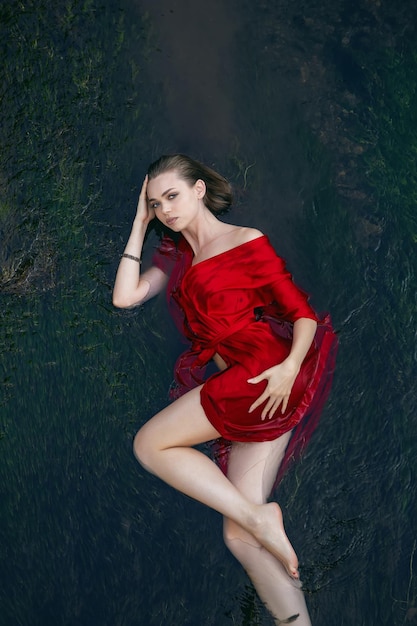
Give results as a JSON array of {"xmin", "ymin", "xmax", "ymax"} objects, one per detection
[{"xmin": 1, "ymin": 0, "xmax": 417, "ymax": 624}]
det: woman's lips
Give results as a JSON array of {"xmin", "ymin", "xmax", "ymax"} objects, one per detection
[{"xmin": 166, "ymin": 217, "xmax": 178, "ymax": 226}]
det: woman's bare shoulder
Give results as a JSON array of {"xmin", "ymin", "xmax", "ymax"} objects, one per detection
[{"xmin": 234, "ymin": 226, "xmax": 264, "ymax": 244}]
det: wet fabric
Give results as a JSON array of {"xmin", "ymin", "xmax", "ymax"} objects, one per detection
[{"xmin": 152, "ymin": 234, "xmax": 337, "ymax": 479}]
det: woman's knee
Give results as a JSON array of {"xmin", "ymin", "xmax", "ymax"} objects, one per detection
[
  {"xmin": 223, "ymin": 517, "xmax": 237, "ymax": 549},
  {"xmin": 133, "ymin": 423, "xmax": 158, "ymax": 472}
]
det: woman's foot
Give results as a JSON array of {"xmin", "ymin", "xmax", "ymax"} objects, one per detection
[{"xmin": 251, "ymin": 502, "xmax": 299, "ymax": 579}]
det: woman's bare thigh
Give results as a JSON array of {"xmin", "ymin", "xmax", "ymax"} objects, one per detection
[{"xmin": 135, "ymin": 385, "xmax": 221, "ymax": 452}]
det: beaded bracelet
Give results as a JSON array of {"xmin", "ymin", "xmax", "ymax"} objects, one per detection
[{"xmin": 122, "ymin": 253, "xmax": 141, "ymax": 263}]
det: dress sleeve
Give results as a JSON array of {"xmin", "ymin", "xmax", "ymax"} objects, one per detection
[{"xmin": 265, "ymin": 253, "xmax": 319, "ymax": 323}]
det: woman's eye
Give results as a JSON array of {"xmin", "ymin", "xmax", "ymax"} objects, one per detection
[{"xmin": 168, "ymin": 193, "xmax": 177, "ymax": 200}]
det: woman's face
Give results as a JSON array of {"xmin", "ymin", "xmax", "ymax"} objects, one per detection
[{"xmin": 147, "ymin": 170, "xmax": 205, "ymax": 231}]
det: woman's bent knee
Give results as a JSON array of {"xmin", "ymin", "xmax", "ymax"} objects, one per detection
[
  {"xmin": 133, "ymin": 425, "xmax": 157, "ymax": 473},
  {"xmin": 223, "ymin": 518, "xmax": 237, "ymax": 550}
]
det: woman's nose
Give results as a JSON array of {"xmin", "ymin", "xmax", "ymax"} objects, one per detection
[{"xmin": 161, "ymin": 203, "xmax": 171, "ymax": 214}]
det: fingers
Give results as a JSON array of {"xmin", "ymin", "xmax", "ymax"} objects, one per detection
[
  {"xmin": 248, "ymin": 391, "xmax": 268, "ymax": 414},
  {"xmin": 138, "ymin": 175, "xmax": 149, "ymax": 205},
  {"xmin": 140, "ymin": 174, "xmax": 148, "ymax": 193},
  {"xmin": 247, "ymin": 374, "xmax": 267, "ymax": 413},
  {"xmin": 248, "ymin": 368, "xmax": 293, "ymax": 419},
  {"xmin": 261, "ymin": 396, "xmax": 281, "ymax": 420},
  {"xmin": 137, "ymin": 176, "xmax": 148, "ymax": 205},
  {"xmin": 136, "ymin": 175, "xmax": 155, "ymax": 224},
  {"xmin": 249, "ymin": 390, "xmax": 288, "ymax": 419},
  {"xmin": 248, "ymin": 381, "xmax": 290, "ymax": 419},
  {"xmin": 248, "ymin": 377, "xmax": 276, "ymax": 418}
]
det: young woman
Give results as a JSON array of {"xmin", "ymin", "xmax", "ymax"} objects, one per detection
[{"xmin": 113, "ymin": 154, "xmax": 337, "ymax": 625}]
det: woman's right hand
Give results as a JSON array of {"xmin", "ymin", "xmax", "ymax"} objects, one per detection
[{"xmin": 135, "ymin": 175, "xmax": 155, "ymax": 225}]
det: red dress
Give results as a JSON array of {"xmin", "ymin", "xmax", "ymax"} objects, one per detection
[{"xmin": 153, "ymin": 234, "xmax": 337, "ymax": 477}]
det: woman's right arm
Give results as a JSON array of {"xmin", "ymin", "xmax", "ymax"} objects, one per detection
[{"xmin": 112, "ymin": 176, "xmax": 168, "ymax": 308}]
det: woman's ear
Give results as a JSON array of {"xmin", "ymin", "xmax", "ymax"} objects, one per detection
[{"xmin": 194, "ymin": 178, "xmax": 206, "ymax": 199}]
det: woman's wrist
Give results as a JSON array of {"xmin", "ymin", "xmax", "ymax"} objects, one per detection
[
  {"xmin": 121, "ymin": 253, "xmax": 141, "ymax": 263},
  {"xmin": 282, "ymin": 356, "xmax": 302, "ymax": 373},
  {"xmin": 122, "ymin": 220, "xmax": 147, "ymax": 258},
  {"xmin": 132, "ymin": 215, "xmax": 149, "ymax": 233}
]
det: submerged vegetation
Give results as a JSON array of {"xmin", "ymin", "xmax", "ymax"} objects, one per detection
[
  {"xmin": 1, "ymin": 0, "xmax": 416, "ymax": 624},
  {"xmin": 0, "ymin": 0, "xmax": 153, "ymax": 293},
  {"xmin": 294, "ymin": 19, "xmax": 417, "ymax": 626},
  {"xmin": 236, "ymin": 1, "xmax": 417, "ymax": 621},
  {"xmin": 0, "ymin": 2, "xmax": 175, "ymax": 623}
]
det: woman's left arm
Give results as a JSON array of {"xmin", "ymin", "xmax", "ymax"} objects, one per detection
[{"xmin": 248, "ymin": 317, "xmax": 317, "ymax": 419}]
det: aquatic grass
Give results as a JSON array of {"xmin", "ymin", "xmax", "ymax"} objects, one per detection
[
  {"xmin": 0, "ymin": 288, "xmax": 176, "ymax": 623},
  {"xmin": 0, "ymin": 1, "xmax": 188, "ymax": 624},
  {"xmin": 0, "ymin": 0, "xmax": 150, "ymax": 294},
  {"xmin": 226, "ymin": 6, "xmax": 406, "ymax": 623},
  {"xmin": 2, "ymin": 1, "xmax": 417, "ymax": 625},
  {"xmin": 280, "ymin": 36, "xmax": 417, "ymax": 624}
]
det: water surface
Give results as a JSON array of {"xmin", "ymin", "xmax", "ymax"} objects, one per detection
[{"xmin": 1, "ymin": 1, "xmax": 416, "ymax": 624}]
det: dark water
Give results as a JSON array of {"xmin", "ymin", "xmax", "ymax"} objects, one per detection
[{"xmin": 1, "ymin": 0, "xmax": 417, "ymax": 624}]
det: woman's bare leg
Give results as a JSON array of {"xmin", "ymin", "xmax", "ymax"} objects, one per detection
[
  {"xmin": 223, "ymin": 435, "xmax": 312, "ymax": 625},
  {"xmin": 133, "ymin": 386, "xmax": 299, "ymax": 578}
]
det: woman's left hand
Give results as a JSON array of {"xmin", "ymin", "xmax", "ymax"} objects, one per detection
[{"xmin": 247, "ymin": 360, "xmax": 300, "ymax": 420}]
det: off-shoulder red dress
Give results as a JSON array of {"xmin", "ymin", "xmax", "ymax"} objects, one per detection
[{"xmin": 153, "ymin": 234, "xmax": 337, "ymax": 477}]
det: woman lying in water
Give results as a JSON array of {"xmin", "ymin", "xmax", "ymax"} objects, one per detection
[{"xmin": 112, "ymin": 154, "xmax": 337, "ymax": 625}]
